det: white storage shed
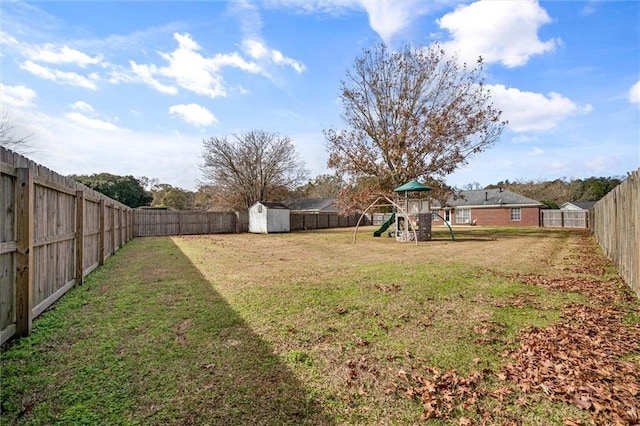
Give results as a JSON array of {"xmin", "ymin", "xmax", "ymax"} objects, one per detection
[{"xmin": 249, "ymin": 201, "xmax": 290, "ymax": 233}]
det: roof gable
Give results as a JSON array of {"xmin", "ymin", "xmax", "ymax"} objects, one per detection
[{"xmin": 560, "ymin": 201, "xmax": 596, "ymax": 210}]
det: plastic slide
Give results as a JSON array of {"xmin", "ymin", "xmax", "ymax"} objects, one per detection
[{"xmin": 373, "ymin": 213, "xmax": 395, "ymax": 237}]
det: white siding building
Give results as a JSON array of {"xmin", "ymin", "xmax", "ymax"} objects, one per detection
[{"xmin": 249, "ymin": 201, "xmax": 290, "ymax": 233}]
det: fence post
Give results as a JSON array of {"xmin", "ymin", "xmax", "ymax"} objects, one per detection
[
  {"xmin": 110, "ymin": 205, "xmax": 115, "ymax": 254},
  {"xmin": 99, "ymin": 199, "xmax": 105, "ymax": 265},
  {"xmin": 15, "ymin": 167, "xmax": 33, "ymax": 337},
  {"xmin": 586, "ymin": 210, "xmax": 590, "ymax": 230},
  {"xmin": 119, "ymin": 208, "xmax": 124, "ymax": 248},
  {"xmin": 131, "ymin": 210, "xmax": 136, "ymax": 238},
  {"xmin": 75, "ymin": 190, "xmax": 85, "ymax": 285}
]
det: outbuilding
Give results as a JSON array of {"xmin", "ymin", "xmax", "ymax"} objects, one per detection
[{"xmin": 249, "ymin": 201, "xmax": 290, "ymax": 234}]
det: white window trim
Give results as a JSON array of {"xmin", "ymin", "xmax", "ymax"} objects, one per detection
[
  {"xmin": 510, "ymin": 207, "xmax": 521, "ymax": 221},
  {"xmin": 455, "ymin": 208, "xmax": 471, "ymax": 224}
]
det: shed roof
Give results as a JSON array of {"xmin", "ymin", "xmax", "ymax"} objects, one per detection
[
  {"xmin": 283, "ymin": 198, "xmax": 339, "ymax": 212},
  {"xmin": 255, "ymin": 201, "xmax": 289, "ymax": 209}
]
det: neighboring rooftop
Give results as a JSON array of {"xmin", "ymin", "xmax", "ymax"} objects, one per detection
[
  {"xmin": 560, "ymin": 201, "xmax": 597, "ymax": 210},
  {"xmin": 283, "ymin": 198, "xmax": 339, "ymax": 212},
  {"xmin": 434, "ymin": 189, "xmax": 544, "ymax": 208}
]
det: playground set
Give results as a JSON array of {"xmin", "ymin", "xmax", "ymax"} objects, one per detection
[{"xmin": 354, "ymin": 180, "xmax": 444, "ymax": 244}]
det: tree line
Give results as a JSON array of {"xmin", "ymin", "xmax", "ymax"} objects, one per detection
[
  {"xmin": 66, "ymin": 171, "xmax": 623, "ymax": 211},
  {"xmin": 481, "ymin": 176, "xmax": 625, "ymax": 208}
]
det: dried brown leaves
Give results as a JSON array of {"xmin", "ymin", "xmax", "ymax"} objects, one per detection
[
  {"xmin": 391, "ymin": 238, "xmax": 639, "ymax": 425},
  {"xmin": 396, "ymin": 367, "xmax": 485, "ymax": 421},
  {"xmin": 501, "ymin": 242, "xmax": 640, "ymax": 425}
]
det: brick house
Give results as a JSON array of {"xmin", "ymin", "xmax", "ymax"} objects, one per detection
[{"xmin": 431, "ymin": 188, "xmax": 544, "ymax": 227}]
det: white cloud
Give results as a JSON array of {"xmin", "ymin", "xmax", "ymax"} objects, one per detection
[
  {"xmin": 21, "ymin": 60, "xmax": 98, "ymax": 90},
  {"xmin": 0, "ymin": 83, "xmax": 37, "ymax": 108},
  {"xmin": 129, "ymin": 61, "xmax": 178, "ymax": 95},
  {"xmin": 65, "ymin": 112, "xmax": 119, "ymax": 131},
  {"xmin": 263, "ymin": 0, "xmax": 358, "ymax": 16},
  {"xmin": 12, "ymin": 108, "xmax": 203, "ymax": 190},
  {"xmin": 629, "ymin": 80, "xmax": 640, "ymax": 105},
  {"xmin": 438, "ymin": 0, "xmax": 560, "ymax": 67},
  {"xmin": 27, "ymin": 44, "xmax": 102, "ymax": 67},
  {"xmin": 70, "ymin": 101, "xmax": 93, "ymax": 112},
  {"xmin": 581, "ymin": 1, "xmax": 599, "ymax": 16},
  {"xmin": 169, "ymin": 103, "xmax": 218, "ymax": 127},
  {"xmin": 584, "ymin": 156, "xmax": 617, "ymax": 172},
  {"xmin": 242, "ymin": 39, "xmax": 305, "ymax": 73},
  {"xmin": 358, "ymin": 0, "xmax": 424, "ymax": 44},
  {"xmin": 231, "ymin": 2, "xmax": 305, "ymax": 74},
  {"xmin": 527, "ymin": 147, "xmax": 544, "ymax": 156},
  {"xmin": 511, "ymin": 135, "xmax": 538, "ymax": 144},
  {"xmin": 488, "ymin": 84, "xmax": 592, "ymax": 132},
  {"xmin": 266, "ymin": 0, "xmax": 444, "ymax": 43},
  {"xmin": 132, "ymin": 32, "xmax": 261, "ymax": 98}
]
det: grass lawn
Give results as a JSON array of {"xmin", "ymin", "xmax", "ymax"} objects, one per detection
[{"xmin": 1, "ymin": 226, "xmax": 638, "ymax": 425}]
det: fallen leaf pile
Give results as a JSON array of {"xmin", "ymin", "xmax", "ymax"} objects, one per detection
[
  {"xmin": 562, "ymin": 237, "xmax": 612, "ymax": 276},
  {"xmin": 491, "ymin": 292, "xmax": 541, "ymax": 309},
  {"xmin": 373, "ymin": 283, "xmax": 402, "ymax": 293},
  {"xmin": 500, "ymin": 269, "xmax": 640, "ymax": 426},
  {"xmin": 391, "ymin": 243, "xmax": 639, "ymax": 424},
  {"xmin": 346, "ymin": 355, "xmax": 380, "ymax": 392},
  {"xmin": 513, "ymin": 274, "xmax": 637, "ymax": 305},
  {"xmin": 396, "ymin": 367, "xmax": 485, "ymax": 421},
  {"xmin": 503, "ymin": 302, "xmax": 639, "ymax": 425}
]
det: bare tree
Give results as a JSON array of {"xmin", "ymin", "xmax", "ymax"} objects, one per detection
[
  {"xmin": 201, "ymin": 130, "xmax": 308, "ymax": 210},
  {"xmin": 324, "ymin": 43, "xmax": 506, "ymax": 210},
  {"xmin": 0, "ymin": 112, "xmax": 33, "ymax": 153},
  {"xmin": 290, "ymin": 174, "xmax": 346, "ymax": 199}
]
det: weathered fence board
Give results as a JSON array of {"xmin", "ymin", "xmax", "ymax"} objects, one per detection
[
  {"xmin": 371, "ymin": 213, "xmax": 393, "ymax": 226},
  {"xmin": 134, "ymin": 210, "xmax": 243, "ymax": 236},
  {"xmin": 288, "ymin": 212, "xmax": 364, "ymax": 231},
  {"xmin": 1, "ymin": 147, "xmax": 133, "ymax": 344},
  {"xmin": 0, "ymin": 163, "xmax": 16, "ymax": 341},
  {"xmin": 541, "ymin": 210, "xmax": 589, "ymax": 228},
  {"xmin": 135, "ymin": 210, "xmax": 365, "ymax": 236},
  {"xmin": 591, "ymin": 169, "xmax": 639, "ymax": 297}
]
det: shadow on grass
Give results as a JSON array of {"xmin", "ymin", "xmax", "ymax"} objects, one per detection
[{"xmin": 0, "ymin": 237, "xmax": 335, "ymax": 425}]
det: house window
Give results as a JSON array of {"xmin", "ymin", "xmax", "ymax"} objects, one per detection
[
  {"xmin": 455, "ymin": 208, "xmax": 471, "ymax": 224},
  {"xmin": 510, "ymin": 207, "xmax": 521, "ymax": 221},
  {"xmin": 258, "ymin": 205, "xmax": 263, "ymax": 213}
]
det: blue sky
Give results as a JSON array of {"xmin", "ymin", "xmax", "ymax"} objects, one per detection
[{"xmin": 1, "ymin": 0, "xmax": 638, "ymax": 191}]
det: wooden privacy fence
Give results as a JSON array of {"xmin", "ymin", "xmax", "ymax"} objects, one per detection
[
  {"xmin": 541, "ymin": 210, "xmax": 589, "ymax": 228},
  {"xmin": 591, "ymin": 169, "xmax": 639, "ymax": 297},
  {"xmin": 289, "ymin": 212, "xmax": 366, "ymax": 231},
  {"xmin": 135, "ymin": 210, "xmax": 248, "ymax": 236},
  {"xmin": 135, "ymin": 210, "xmax": 366, "ymax": 236},
  {"xmin": 371, "ymin": 213, "xmax": 394, "ymax": 226},
  {"xmin": 1, "ymin": 147, "xmax": 133, "ymax": 344}
]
